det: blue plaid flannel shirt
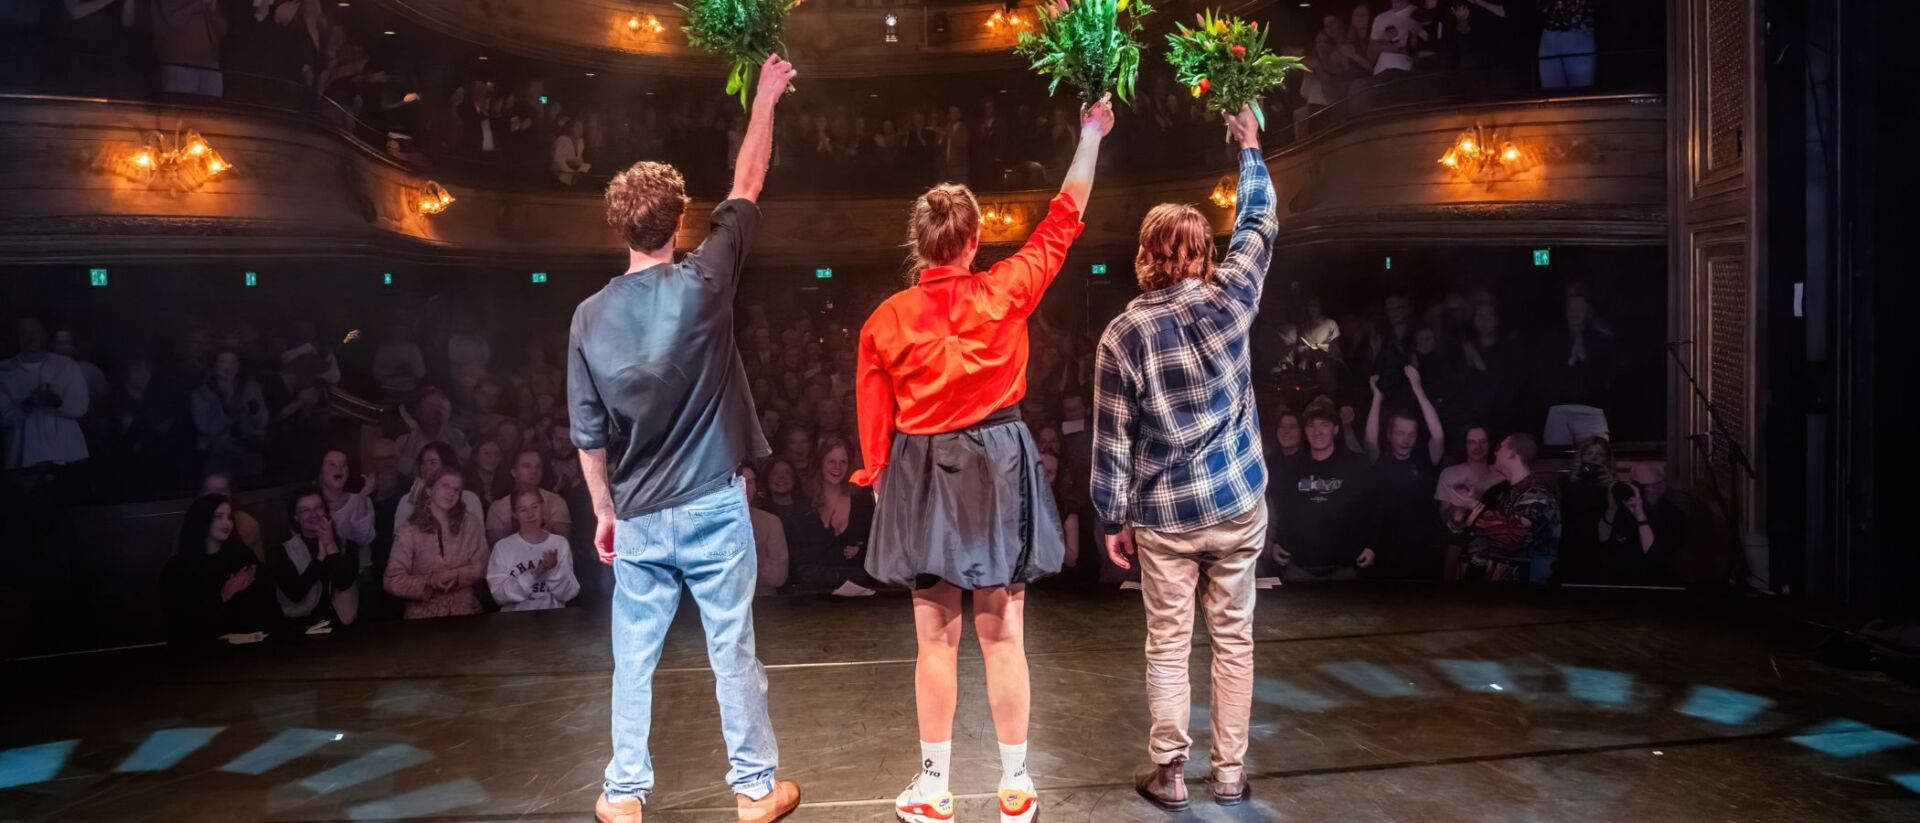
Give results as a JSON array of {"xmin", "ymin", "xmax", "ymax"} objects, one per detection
[{"xmin": 1092, "ymin": 148, "xmax": 1279, "ymax": 534}]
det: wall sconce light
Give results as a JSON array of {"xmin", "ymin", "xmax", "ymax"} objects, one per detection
[
  {"xmin": 627, "ymin": 13, "xmax": 666, "ymax": 34},
  {"xmin": 1438, "ymin": 124, "xmax": 1537, "ymax": 183},
  {"xmin": 114, "ymin": 128, "xmax": 231, "ymax": 196},
  {"xmin": 415, "ymin": 180, "xmax": 455, "ymax": 216},
  {"xmin": 1208, "ymin": 176, "xmax": 1236, "ymax": 209},
  {"xmin": 884, "ymin": 13, "xmax": 899, "ymax": 42},
  {"xmin": 986, "ymin": 7, "xmax": 1026, "ymax": 29},
  {"xmin": 980, "ymin": 205, "xmax": 1020, "ymax": 228}
]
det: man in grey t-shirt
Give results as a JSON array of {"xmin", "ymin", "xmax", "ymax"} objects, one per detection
[{"xmin": 570, "ymin": 54, "xmax": 802, "ymax": 823}]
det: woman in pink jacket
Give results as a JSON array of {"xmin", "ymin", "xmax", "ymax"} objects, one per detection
[{"xmin": 384, "ymin": 466, "xmax": 489, "ymax": 619}]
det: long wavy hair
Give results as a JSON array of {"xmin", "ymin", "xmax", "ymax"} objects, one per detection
[
  {"xmin": 803, "ymin": 437, "xmax": 855, "ymax": 511},
  {"xmin": 1134, "ymin": 203, "xmax": 1217, "ymax": 292},
  {"xmin": 408, "ymin": 465, "xmax": 470, "ymax": 536}
]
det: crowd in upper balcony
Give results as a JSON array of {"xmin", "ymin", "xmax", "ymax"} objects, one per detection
[{"xmin": 3, "ymin": 0, "xmax": 1658, "ymax": 194}]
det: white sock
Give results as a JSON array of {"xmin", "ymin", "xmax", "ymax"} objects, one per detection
[
  {"xmin": 918, "ymin": 740, "xmax": 952, "ymax": 797},
  {"xmin": 998, "ymin": 741, "xmax": 1032, "ymax": 792}
]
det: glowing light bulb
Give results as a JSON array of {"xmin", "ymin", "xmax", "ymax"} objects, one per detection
[
  {"xmin": 628, "ymin": 16, "xmax": 641, "ymax": 29},
  {"xmin": 133, "ymin": 150, "xmax": 154, "ymax": 168},
  {"xmin": 207, "ymin": 159, "xmax": 227, "ymax": 173},
  {"xmin": 1460, "ymin": 138, "xmax": 1477, "ymax": 154},
  {"xmin": 1501, "ymin": 146, "xmax": 1521, "ymax": 162},
  {"xmin": 187, "ymin": 141, "xmax": 207, "ymax": 157}
]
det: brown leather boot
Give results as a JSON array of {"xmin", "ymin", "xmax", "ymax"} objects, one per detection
[
  {"xmin": 1134, "ymin": 756, "xmax": 1190, "ymax": 812},
  {"xmin": 1211, "ymin": 773, "xmax": 1250, "ymax": 806},
  {"xmin": 594, "ymin": 793, "xmax": 642, "ymax": 823},
  {"xmin": 736, "ymin": 779, "xmax": 802, "ymax": 822}
]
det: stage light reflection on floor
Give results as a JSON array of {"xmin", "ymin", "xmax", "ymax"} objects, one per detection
[
  {"xmin": 0, "ymin": 740, "xmax": 76, "ymax": 790},
  {"xmin": 344, "ymin": 777, "xmax": 488, "ymax": 820},
  {"xmin": 298, "ymin": 743, "xmax": 434, "ymax": 794},
  {"xmin": 1253, "ymin": 678, "xmax": 1344, "ymax": 713},
  {"xmin": 1432, "ymin": 659, "xmax": 1518, "ymax": 695},
  {"xmin": 221, "ymin": 728, "xmax": 344, "ymax": 775},
  {"xmin": 1892, "ymin": 773, "xmax": 1920, "ymax": 795},
  {"xmin": 1556, "ymin": 665, "xmax": 1636, "ymax": 707},
  {"xmin": 114, "ymin": 727, "xmax": 224, "ymax": 772},
  {"xmin": 1677, "ymin": 685, "xmax": 1774, "ymax": 725},
  {"xmin": 1318, "ymin": 661, "xmax": 1423, "ymax": 698},
  {"xmin": 1788, "ymin": 719, "xmax": 1918, "ymax": 758}
]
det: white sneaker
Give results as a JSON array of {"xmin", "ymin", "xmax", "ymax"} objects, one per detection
[
  {"xmin": 1120, "ymin": 580, "xmax": 1142, "ymax": 591},
  {"xmin": 895, "ymin": 776, "xmax": 955, "ymax": 822},
  {"xmin": 832, "ymin": 581, "xmax": 878, "ymax": 597},
  {"xmin": 1255, "ymin": 576, "xmax": 1281, "ymax": 590},
  {"xmin": 998, "ymin": 786, "xmax": 1039, "ymax": 822}
]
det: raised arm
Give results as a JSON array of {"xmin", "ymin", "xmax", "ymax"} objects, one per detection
[
  {"xmin": 1405, "ymin": 364, "xmax": 1445, "ymax": 465},
  {"xmin": 1059, "ymin": 95, "xmax": 1113, "ymax": 211},
  {"xmin": 726, "ymin": 54, "xmax": 797, "ymax": 204},
  {"xmin": 1214, "ymin": 106, "xmax": 1280, "ymax": 317},
  {"xmin": 1364, "ymin": 374, "xmax": 1384, "ymax": 463},
  {"xmin": 986, "ymin": 97, "xmax": 1111, "ymax": 313}
]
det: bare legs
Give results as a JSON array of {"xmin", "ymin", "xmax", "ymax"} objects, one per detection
[{"xmin": 910, "ymin": 581, "xmax": 1030, "ymax": 746}]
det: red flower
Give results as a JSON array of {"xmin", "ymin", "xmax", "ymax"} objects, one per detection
[
  {"xmin": 1249, "ymin": 21, "xmax": 1257, "ymax": 29},
  {"xmin": 1231, "ymin": 45, "xmax": 1247, "ymax": 58},
  {"xmin": 1199, "ymin": 78, "xmax": 1211, "ymax": 93}
]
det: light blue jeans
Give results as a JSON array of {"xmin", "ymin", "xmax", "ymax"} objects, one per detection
[
  {"xmin": 1538, "ymin": 27, "xmax": 1597, "ymax": 88},
  {"xmin": 604, "ymin": 475, "xmax": 779, "ymax": 802}
]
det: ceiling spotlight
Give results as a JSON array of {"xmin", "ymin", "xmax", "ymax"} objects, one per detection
[
  {"xmin": 586, "ymin": 72, "xmax": 597, "ymax": 77},
  {"xmin": 382, "ymin": 29, "xmax": 395, "ymax": 35}
]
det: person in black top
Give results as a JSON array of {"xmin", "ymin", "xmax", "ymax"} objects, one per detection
[
  {"xmin": 1364, "ymin": 366, "xmax": 1445, "ymax": 578},
  {"xmin": 1276, "ymin": 398, "xmax": 1375, "ymax": 581},
  {"xmin": 568, "ymin": 53, "xmax": 802, "ymax": 821},
  {"xmin": 162, "ymin": 493, "xmax": 278, "ymax": 643},
  {"xmin": 269, "ymin": 486, "xmax": 361, "ymax": 628},
  {"xmin": 787, "ymin": 438, "xmax": 879, "ymax": 595}
]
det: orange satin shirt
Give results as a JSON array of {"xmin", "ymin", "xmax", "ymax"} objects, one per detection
[{"xmin": 851, "ymin": 193, "xmax": 1086, "ymax": 486}]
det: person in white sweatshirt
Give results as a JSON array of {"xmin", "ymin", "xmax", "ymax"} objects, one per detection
[{"xmin": 487, "ymin": 487, "xmax": 580, "ymax": 612}]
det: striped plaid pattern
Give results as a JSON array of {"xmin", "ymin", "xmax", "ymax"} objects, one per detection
[{"xmin": 1092, "ymin": 149, "xmax": 1279, "ymax": 533}]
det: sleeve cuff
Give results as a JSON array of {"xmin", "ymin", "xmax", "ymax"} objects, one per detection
[
  {"xmin": 1046, "ymin": 193, "xmax": 1088, "ymax": 237},
  {"xmin": 850, "ymin": 466, "xmax": 884, "ymax": 487},
  {"xmin": 1103, "ymin": 521, "xmax": 1124, "ymax": 535}
]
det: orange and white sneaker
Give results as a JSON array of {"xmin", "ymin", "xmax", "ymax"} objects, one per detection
[
  {"xmin": 997, "ymin": 787, "xmax": 1038, "ymax": 823},
  {"xmin": 894, "ymin": 777, "xmax": 955, "ymax": 823}
]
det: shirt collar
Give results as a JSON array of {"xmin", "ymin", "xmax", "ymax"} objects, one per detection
[
  {"xmin": 918, "ymin": 264, "xmax": 973, "ymax": 284},
  {"xmin": 1137, "ymin": 278, "xmax": 1203, "ymax": 304}
]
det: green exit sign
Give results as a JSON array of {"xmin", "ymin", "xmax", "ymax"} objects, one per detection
[
  {"xmin": 383, "ymin": 272, "xmax": 393, "ymax": 285},
  {"xmin": 89, "ymin": 268, "xmax": 109, "ymax": 287},
  {"xmin": 1384, "ymin": 256, "xmax": 1393, "ymax": 270},
  {"xmin": 531, "ymin": 272, "xmax": 548, "ymax": 284},
  {"xmin": 1533, "ymin": 248, "xmax": 1552, "ymax": 266},
  {"xmin": 1090, "ymin": 263, "xmax": 1108, "ymax": 276},
  {"xmin": 815, "ymin": 268, "xmax": 833, "ymax": 279},
  {"xmin": 244, "ymin": 272, "xmax": 258, "ymax": 287}
]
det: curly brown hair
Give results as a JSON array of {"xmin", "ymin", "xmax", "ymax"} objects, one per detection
[
  {"xmin": 1134, "ymin": 203, "xmax": 1217, "ymax": 292},
  {"xmin": 907, "ymin": 183, "xmax": 980, "ymax": 280},
  {"xmin": 605, "ymin": 161, "xmax": 690, "ymax": 253}
]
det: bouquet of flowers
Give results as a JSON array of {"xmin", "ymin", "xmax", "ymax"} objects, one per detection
[
  {"xmin": 1164, "ymin": 11, "xmax": 1305, "ymax": 131},
  {"xmin": 1013, "ymin": 0, "xmax": 1155, "ymax": 104},
  {"xmin": 679, "ymin": 0, "xmax": 799, "ymax": 108}
]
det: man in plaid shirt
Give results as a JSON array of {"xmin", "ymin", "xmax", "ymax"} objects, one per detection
[{"xmin": 1093, "ymin": 106, "xmax": 1278, "ymax": 811}]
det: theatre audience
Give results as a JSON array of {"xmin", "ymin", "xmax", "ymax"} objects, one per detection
[
  {"xmin": 485, "ymin": 448, "xmax": 572, "ymax": 545},
  {"xmin": 271, "ymin": 486, "xmax": 361, "ymax": 627},
  {"xmin": 394, "ymin": 442, "xmax": 482, "ymax": 527},
  {"xmin": 466, "ymin": 438, "xmax": 511, "ymax": 512},
  {"xmin": 384, "ymin": 466, "xmax": 488, "ymax": 619},
  {"xmin": 788, "ymin": 438, "xmax": 878, "ymax": 596},
  {"xmin": 1274, "ymin": 398, "xmax": 1376, "ymax": 581},
  {"xmin": 1364, "ymin": 366, "xmax": 1445, "ymax": 578},
  {"xmin": 1466, "ymin": 433, "xmax": 1561, "ymax": 583},
  {"xmin": 740, "ymin": 462, "xmax": 790, "ymax": 596},
  {"xmin": 162, "ymin": 493, "xmax": 277, "ymax": 642},
  {"xmin": 395, "ymin": 388, "xmax": 470, "ymax": 474},
  {"xmin": 1595, "ymin": 460, "xmax": 1682, "ymax": 584},
  {"xmin": 486, "ymin": 488, "xmax": 580, "ymax": 611},
  {"xmin": 1558, "ymin": 434, "xmax": 1616, "ymax": 581},
  {"xmin": 189, "ymin": 350, "xmax": 268, "ymax": 478}
]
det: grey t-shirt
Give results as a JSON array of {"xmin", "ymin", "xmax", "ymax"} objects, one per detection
[{"xmin": 567, "ymin": 199, "xmax": 771, "ymax": 518}]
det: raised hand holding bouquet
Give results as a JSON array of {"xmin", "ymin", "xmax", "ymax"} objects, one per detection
[
  {"xmin": 1013, "ymin": 0, "xmax": 1155, "ymax": 104},
  {"xmin": 1165, "ymin": 11, "xmax": 1305, "ymax": 133},
  {"xmin": 679, "ymin": 0, "xmax": 800, "ymax": 108}
]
